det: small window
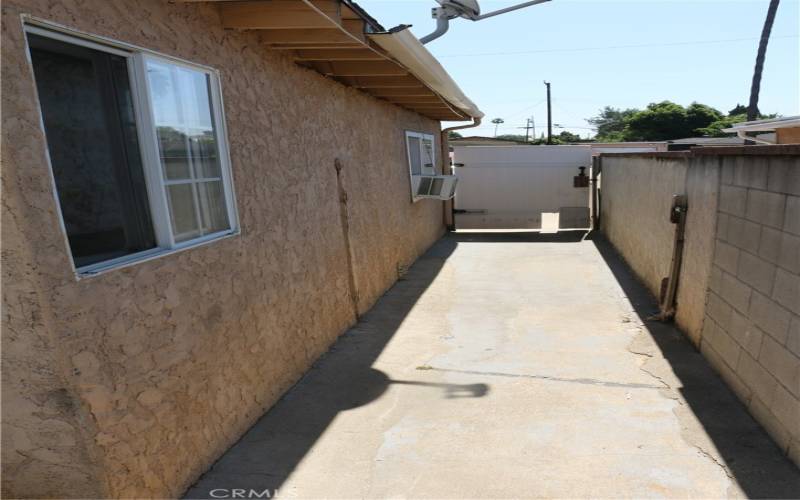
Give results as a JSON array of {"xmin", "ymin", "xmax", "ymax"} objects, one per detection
[
  {"xmin": 26, "ymin": 26, "xmax": 238, "ymax": 274},
  {"xmin": 405, "ymin": 131, "xmax": 458, "ymax": 202}
]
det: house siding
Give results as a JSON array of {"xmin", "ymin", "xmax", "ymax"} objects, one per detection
[{"xmin": 1, "ymin": 1, "xmax": 446, "ymax": 498}]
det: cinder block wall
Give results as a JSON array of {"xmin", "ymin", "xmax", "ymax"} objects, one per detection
[
  {"xmin": 599, "ymin": 153, "xmax": 719, "ymax": 343},
  {"xmin": 601, "ymin": 148, "xmax": 800, "ymax": 467},
  {"xmin": 701, "ymin": 155, "xmax": 800, "ymax": 464},
  {"xmin": 1, "ymin": 1, "xmax": 447, "ymax": 497}
]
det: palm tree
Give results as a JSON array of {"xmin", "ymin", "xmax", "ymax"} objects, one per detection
[
  {"xmin": 491, "ymin": 118, "xmax": 505, "ymax": 137},
  {"xmin": 747, "ymin": 0, "xmax": 781, "ymax": 121}
]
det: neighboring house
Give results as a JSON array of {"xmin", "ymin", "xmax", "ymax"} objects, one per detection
[
  {"xmin": 0, "ymin": 1, "xmax": 482, "ymax": 498},
  {"xmin": 724, "ymin": 116, "xmax": 800, "ymax": 145}
]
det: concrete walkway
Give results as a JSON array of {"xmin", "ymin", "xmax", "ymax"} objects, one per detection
[{"xmin": 186, "ymin": 232, "xmax": 800, "ymax": 499}]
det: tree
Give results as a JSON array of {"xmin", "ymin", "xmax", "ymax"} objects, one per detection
[
  {"xmin": 448, "ymin": 131, "xmax": 463, "ymax": 140},
  {"xmin": 748, "ymin": 0, "xmax": 781, "ymax": 120},
  {"xmin": 587, "ymin": 107, "xmax": 637, "ymax": 141},
  {"xmin": 491, "ymin": 118, "xmax": 504, "ymax": 137},
  {"xmin": 696, "ymin": 110, "xmax": 779, "ymax": 137},
  {"xmin": 686, "ymin": 103, "xmax": 724, "ymax": 133},
  {"xmin": 556, "ymin": 130, "xmax": 582, "ymax": 143},
  {"xmin": 495, "ymin": 134, "xmax": 527, "ymax": 142},
  {"xmin": 623, "ymin": 101, "xmax": 690, "ymax": 141},
  {"xmin": 597, "ymin": 101, "xmax": 723, "ymax": 141},
  {"xmin": 695, "ymin": 114, "xmax": 748, "ymax": 137},
  {"xmin": 729, "ymin": 104, "xmax": 748, "ymax": 116}
]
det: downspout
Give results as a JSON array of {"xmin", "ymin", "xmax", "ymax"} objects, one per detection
[{"xmin": 441, "ymin": 117, "xmax": 482, "ymax": 230}]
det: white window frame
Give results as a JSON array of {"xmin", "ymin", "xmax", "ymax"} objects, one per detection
[
  {"xmin": 405, "ymin": 131, "xmax": 437, "ymax": 177},
  {"xmin": 405, "ymin": 131, "xmax": 458, "ymax": 202},
  {"xmin": 23, "ymin": 21, "xmax": 240, "ymax": 278}
]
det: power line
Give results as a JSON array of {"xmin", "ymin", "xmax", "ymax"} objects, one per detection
[{"xmin": 437, "ymin": 34, "xmax": 799, "ymax": 58}]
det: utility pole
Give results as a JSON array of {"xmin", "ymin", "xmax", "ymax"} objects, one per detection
[
  {"xmin": 544, "ymin": 81, "xmax": 552, "ymax": 144},
  {"xmin": 519, "ymin": 117, "xmax": 535, "ymax": 143}
]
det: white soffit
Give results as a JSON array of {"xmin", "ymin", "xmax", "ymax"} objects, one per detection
[{"xmin": 368, "ymin": 27, "xmax": 484, "ymax": 120}]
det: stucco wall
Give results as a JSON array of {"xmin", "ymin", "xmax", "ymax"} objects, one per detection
[
  {"xmin": 1, "ymin": 1, "xmax": 446, "ymax": 498},
  {"xmin": 599, "ymin": 154, "xmax": 719, "ymax": 343}
]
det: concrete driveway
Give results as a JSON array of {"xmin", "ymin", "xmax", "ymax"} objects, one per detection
[{"xmin": 186, "ymin": 232, "xmax": 800, "ymax": 499}]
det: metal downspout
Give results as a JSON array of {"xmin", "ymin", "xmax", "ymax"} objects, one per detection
[{"xmin": 441, "ymin": 117, "xmax": 482, "ymax": 230}]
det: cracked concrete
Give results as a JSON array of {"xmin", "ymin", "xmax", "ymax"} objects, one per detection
[{"xmin": 186, "ymin": 232, "xmax": 800, "ymax": 499}]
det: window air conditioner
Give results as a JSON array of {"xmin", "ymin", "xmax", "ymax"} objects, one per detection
[{"xmin": 411, "ymin": 174, "xmax": 459, "ymax": 201}]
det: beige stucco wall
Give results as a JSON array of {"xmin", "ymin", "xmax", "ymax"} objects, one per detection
[
  {"xmin": 600, "ymin": 154, "xmax": 719, "ymax": 344},
  {"xmin": 1, "ymin": 1, "xmax": 446, "ymax": 497}
]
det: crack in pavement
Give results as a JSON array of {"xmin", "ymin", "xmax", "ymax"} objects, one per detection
[{"xmin": 418, "ymin": 366, "xmax": 663, "ymax": 390}]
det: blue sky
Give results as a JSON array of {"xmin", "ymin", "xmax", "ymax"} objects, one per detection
[{"xmin": 358, "ymin": 0, "xmax": 800, "ymax": 138}]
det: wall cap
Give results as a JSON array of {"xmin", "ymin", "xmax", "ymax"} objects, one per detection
[{"xmin": 600, "ymin": 145, "xmax": 800, "ymax": 159}]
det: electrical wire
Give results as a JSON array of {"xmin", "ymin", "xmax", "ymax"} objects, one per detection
[{"xmin": 437, "ymin": 34, "xmax": 799, "ymax": 58}]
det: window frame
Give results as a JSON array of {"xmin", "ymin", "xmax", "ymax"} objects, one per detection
[
  {"xmin": 405, "ymin": 131, "xmax": 437, "ymax": 177},
  {"xmin": 404, "ymin": 130, "xmax": 459, "ymax": 202},
  {"xmin": 23, "ymin": 20, "xmax": 240, "ymax": 278}
]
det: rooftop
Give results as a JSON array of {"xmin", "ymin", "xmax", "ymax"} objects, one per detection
[{"xmin": 198, "ymin": 0, "xmax": 482, "ymax": 121}]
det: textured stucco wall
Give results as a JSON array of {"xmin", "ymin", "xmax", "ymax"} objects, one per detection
[
  {"xmin": 600, "ymin": 154, "xmax": 719, "ymax": 344},
  {"xmin": 1, "ymin": 1, "xmax": 445, "ymax": 497}
]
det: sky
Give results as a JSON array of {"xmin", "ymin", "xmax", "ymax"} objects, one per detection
[{"xmin": 357, "ymin": 0, "xmax": 800, "ymax": 139}]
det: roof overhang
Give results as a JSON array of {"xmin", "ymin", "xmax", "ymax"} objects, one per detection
[
  {"xmin": 178, "ymin": 0, "xmax": 482, "ymax": 121},
  {"xmin": 722, "ymin": 115, "xmax": 800, "ymax": 133}
]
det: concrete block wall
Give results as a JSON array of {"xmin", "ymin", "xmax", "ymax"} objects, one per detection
[
  {"xmin": 701, "ymin": 155, "xmax": 800, "ymax": 464},
  {"xmin": 600, "ymin": 147, "xmax": 800, "ymax": 467},
  {"xmin": 599, "ymin": 153, "xmax": 719, "ymax": 343}
]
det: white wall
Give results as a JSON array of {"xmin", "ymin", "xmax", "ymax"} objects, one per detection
[{"xmin": 453, "ymin": 146, "xmax": 591, "ymax": 230}]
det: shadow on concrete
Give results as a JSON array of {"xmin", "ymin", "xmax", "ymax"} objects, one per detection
[
  {"xmin": 184, "ymin": 237, "xmax": 486, "ymax": 498},
  {"xmin": 588, "ymin": 232, "xmax": 800, "ymax": 498},
  {"xmin": 451, "ymin": 229, "xmax": 589, "ymax": 243}
]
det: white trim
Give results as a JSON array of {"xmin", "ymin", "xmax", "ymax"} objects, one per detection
[
  {"xmin": 77, "ymin": 230, "xmax": 239, "ymax": 278},
  {"xmin": 23, "ymin": 20, "xmax": 241, "ymax": 279},
  {"xmin": 131, "ymin": 52, "xmax": 175, "ymax": 248},
  {"xmin": 405, "ymin": 131, "xmax": 441, "ymax": 202},
  {"xmin": 24, "ymin": 24, "xmax": 132, "ymax": 57}
]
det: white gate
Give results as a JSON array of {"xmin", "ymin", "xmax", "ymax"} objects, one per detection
[{"xmin": 452, "ymin": 145, "xmax": 592, "ymax": 230}]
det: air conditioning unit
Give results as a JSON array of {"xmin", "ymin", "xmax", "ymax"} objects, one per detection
[{"xmin": 411, "ymin": 174, "xmax": 459, "ymax": 201}]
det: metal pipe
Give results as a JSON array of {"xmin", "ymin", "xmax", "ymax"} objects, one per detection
[
  {"xmin": 441, "ymin": 117, "xmax": 482, "ymax": 229},
  {"xmin": 420, "ymin": 12, "xmax": 452, "ymax": 44},
  {"xmin": 473, "ymin": 0, "xmax": 552, "ymax": 20}
]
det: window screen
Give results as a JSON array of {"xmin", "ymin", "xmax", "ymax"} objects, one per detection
[
  {"xmin": 407, "ymin": 135, "xmax": 422, "ymax": 176},
  {"xmin": 421, "ymin": 137, "xmax": 436, "ymax": 174},
  {"xmin": 28, "ymin": 34, "xmax": 156, "ymax": 268}
]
